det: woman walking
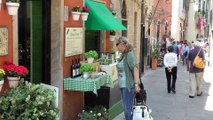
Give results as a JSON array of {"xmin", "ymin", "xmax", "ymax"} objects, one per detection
[
  {"xmin": 163, "ymin": 46, "xmax": 178, "ymax": 93},
  {"xmin": 115, "ymin": 36, "xmax": 140, "ymax": 120}
]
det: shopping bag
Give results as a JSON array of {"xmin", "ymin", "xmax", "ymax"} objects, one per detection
[
  {"xmin": 133, "ymin": 93, "xmax": 153, "ymax": 120},
  {"xmin": 135, "ymin": 82, "xmax": 147, "ymax": 105},
  {"xmin": 132, "ymin": 105, "xmax": 153, "ymax": 120},
  {"xmin": 193, "ymin": 49, "xmax": 205, "ymax": 69}
]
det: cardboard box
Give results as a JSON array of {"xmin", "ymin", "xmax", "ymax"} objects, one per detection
[{"xmin": 100, "ymin": 63, "xmax": 118, "ymax": 81}]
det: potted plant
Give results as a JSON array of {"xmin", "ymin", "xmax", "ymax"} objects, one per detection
[
  {"xmin": 98, "ymin": 55, "xmax": 110, "ymax": 65},
  {"xmin": 151, "ymin": 43, "xmax": 160, "ymax": 70},
  {"xmin": 0, "ymin": 81, "xmax": 59, "ymax": 119},
  {"xmin": 81, "ymin": 5, "xmax": 89, "ymax": 21},
  {"xmin": 109, "ymin": 30, "xmax": 116, "ymax": 41},
  {"xmin": 2, "ymin": 61, "xmax": 28, "ymax": 87},
  {"xmin": 0, "ymin": 68, "xmax": 5, "ymax": 91},
  {"xmin": 111, "ymin": 11, "xmax": 116, "ymax": 16},
  {"xmin": 79, "ymin": 64, "xmax": 94, "ymax": 79},
  {"xmin": 72, "ymin": 6, "xmax": 81, "ymax": 21},
  {"xmin": 84, "ymin": 50, "xmax": 98, "ymax": 63},
  {"xmin": 6, "ymin": 0, "xmax": 20, "ymax": 15}
]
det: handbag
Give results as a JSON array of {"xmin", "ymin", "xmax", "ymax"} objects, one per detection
[
  {"xmin": 193, "ymin": 49, "xmax": 205, "ymax": 69},
  {"xmin": 135, "ymin": 79, "xmax": 147, "ymax": 105}
]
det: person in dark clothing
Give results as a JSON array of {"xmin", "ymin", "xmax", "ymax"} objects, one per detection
[{"xmin": 188, "ymin": 41, "xmax": 205, "ymax": 98}]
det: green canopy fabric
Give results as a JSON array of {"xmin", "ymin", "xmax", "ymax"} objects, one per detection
[{"xmin": 85, "ymin": 0, "xmax": 127, "ymax": 30}]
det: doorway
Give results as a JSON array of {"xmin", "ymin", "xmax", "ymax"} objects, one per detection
[
  {"xmin": 85, "ymin": 30, "xmax": 101, "ymax": 53},
  {"xmin": 18, "ymin": 0, "xmax": 51, "ymax": 84}
]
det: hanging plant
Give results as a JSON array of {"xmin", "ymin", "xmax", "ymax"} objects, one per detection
[
  {"xmin": 110, "ymin": 30, "xmax": 116, "ymax": 36},
  {"xmin": 72, "ymin": 6, "xmax": 81, "ymax": 12}
]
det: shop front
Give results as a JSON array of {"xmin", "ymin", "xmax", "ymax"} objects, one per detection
[
  {"xmin": 1, "ymin": 0, "xmax": 128, "ymax": 119},
  {"xmin": 63, "ymin": 0, "xmax": 127, "ymax": 119}
]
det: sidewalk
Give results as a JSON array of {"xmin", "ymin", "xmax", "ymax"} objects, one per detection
[{"xmin": 113, "ymin": 62, "xmax": 213, "ymax": 120}]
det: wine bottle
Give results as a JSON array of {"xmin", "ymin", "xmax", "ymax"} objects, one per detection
[
  {"xmin": 72, "ymin": 60, "xmax": 76, "ymax": 78},
  {"xmin": 70, "ymin": 60, "xmax": 74, "ymax": 78},
  {"xmin": 75, "ymin": 58, "xmax": 79, "ymax": 77},
  {"xmin": 77, "ymin": 58, "xmax": 81, "ymax": 77}
]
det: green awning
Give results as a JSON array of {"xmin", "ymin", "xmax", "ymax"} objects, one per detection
[{"xmin": 85, "ymin": 0, "xmax": 127, "ymax": 30}]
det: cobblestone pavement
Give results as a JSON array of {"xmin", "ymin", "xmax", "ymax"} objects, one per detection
[{"xmin": 113, "ymin": 62, "xmax": 213, "ymax": 120}]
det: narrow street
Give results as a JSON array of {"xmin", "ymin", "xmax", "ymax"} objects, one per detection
[{"xmin": 113, "ymin": 62, "xmax": 213, "ymax": 120}]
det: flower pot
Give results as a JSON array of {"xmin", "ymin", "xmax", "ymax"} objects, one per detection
[
  {"xmin": 110, "ymin": 35, "xmax": 116, "ymax": 41},
  {"xmin": 7, "ymin": 76, "xmax": 20, "ymax": 88},
  {"xmin": 82, "ymin": 72, "xmax": 90, "ymax": 79},
  {"xmin": 6, "ymin": 2, "xmax": 20, "ymax": 15},
  {"xmin": 0, "ymin": 80, "xmax": 4, "ymax": 91},
  {"xmin": 81, "ymin": 12, "xmax": 89, "ymax": 21},
  {"xmin": 87, "ymin": 57, "xmax": 94, "ymax": 63},
  {"xmin": 151, "ymin": 59, "xmax": 158, "ymax": 70},
  {"xmin": 72, "ymin": 12, "xmax": 81, "ymax": 21}
]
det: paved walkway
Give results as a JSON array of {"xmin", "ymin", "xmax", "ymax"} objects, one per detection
[{"xmin": 113, "ymin": 62, "xmax": 213, "ymax": 120}]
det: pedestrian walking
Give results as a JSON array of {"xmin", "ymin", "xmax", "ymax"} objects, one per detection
[
  {"xmin": 181, "ymin": 42, "xmax": 190, "ymax": 66},
  {"xmin": 188, "ymin": 41, "xmax": 205, "ymax": 98},
  {"xmin": 178, "ymin": 41, "xmax": 184, "ymax": 61},
  {"xmin": 115, "ymin": 36, "xmax": 140, "ymax": 120},
  {"xmin": 173, "ymin": 41, "xmax": 178, "ymax": 55},
  {"xmin": 163, "ymin": 46, "xmax": 178, "ymax": 93}
]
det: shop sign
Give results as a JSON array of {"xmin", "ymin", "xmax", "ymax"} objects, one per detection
[
  {"xmin": 65, "ymin": 27, "xmax": 83, "ymax": 57},
  {"xmin": 0, "ymin": 27, "xmax": 8, "ymax": 56}
]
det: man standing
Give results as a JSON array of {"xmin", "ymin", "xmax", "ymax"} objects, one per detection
[
  {"xmin": 188, "ymin": 41, "xmax": 205, "ymax": 98},
  {"xmin": 173, "ymin": 41, "xmax": 178, "ymax": 55}
]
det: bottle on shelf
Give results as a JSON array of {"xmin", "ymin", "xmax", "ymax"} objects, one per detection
[
  {"xmin": 70, "ymin": 60, "xmax": 74, "ymax": 78},
  {"xmin": 75, "ymin": 58, "xmax": 79, "ymax": 77},
  {"xmin": 77, "ymin": 58, "xmax": 81, "ymax": 77},
  {"xmin": 72, "ymin": 59, "xmax": 76, "ymax": 78}
]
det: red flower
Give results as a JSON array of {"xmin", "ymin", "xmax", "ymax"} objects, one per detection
[
  {"xmin": 2, "ymin": 62, "xmax": 28, "ymax": 77},
  {"xmin": 82, "ymin": 6, "xmax": 89, "ymax": 12},
  {"xmin": 15, "ymin": 66, "xmax": 28, "ymax": 76}
]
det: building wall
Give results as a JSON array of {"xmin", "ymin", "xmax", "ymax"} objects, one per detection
[
  {"xmin": 0, "ymin": 0, "xmax": 14, "ymax": 66},
  {"xmin": 127, "ymin": 0, "xmax": 141, "ymax": 60},
  {"xmin": 51, "ymin": 0, "xmax": 64, "ymax": 119},
  {"xmin": 62, "ymin": 1, "xmax": 84, "ymax": 120},
  {"xmin": 61, "ymin": 0, "xmax": 111, "ymax": 119},
  {"xmin": 207, "ymin": 0, "xmax": 213, "ymax": 66},
  {"xmin": 185, "ymin": 0, "xmax": 205, "ymax": 43},
  {"xmin": 185, "ymin": 2, "xmax": 197, "ymax": 42},
  {"xmin": 144, "ymin": 0, "xmax": 155, "ymax": 37},
  {"xmin": 171, "ymin": 0, "xmax": 186, "ymax": 41},
  {"xmin": 111, "ymin": 0, "xmax": 141, "ymax": 61},
  {"xmin": 171, "ymin": 0, "xmax": 180, "ymax": 40},
  {"xmin": 152, "ymin": 0, "xmax": 172, "ymax": 43}
]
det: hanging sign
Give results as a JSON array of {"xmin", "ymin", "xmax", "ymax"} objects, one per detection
[
  {"xmin": 0, "ymin": 27, "xmax": 8, "ymax": 56},
  {"xmin": 65, "ymin": 27, "xmax": 83, "ymax": 57}
]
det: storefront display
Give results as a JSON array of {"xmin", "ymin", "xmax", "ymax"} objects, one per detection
[{"xmin": 64, "ymin": 74, "xmax": 112, "ymax": 95}]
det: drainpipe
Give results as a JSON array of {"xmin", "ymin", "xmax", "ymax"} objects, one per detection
[{"xmin": 140, "ymin": 0, "xmax": 144, "ymax": 75}]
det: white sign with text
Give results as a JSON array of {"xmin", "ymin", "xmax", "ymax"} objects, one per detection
[{"xmin": 65, "ymin": 27, "xmax": 83, "ymax": 57}]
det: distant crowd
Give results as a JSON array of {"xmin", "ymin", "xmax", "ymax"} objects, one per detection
[{"xmin": 162, "ymin": 38, "xmax": 207, "ymax": 99}]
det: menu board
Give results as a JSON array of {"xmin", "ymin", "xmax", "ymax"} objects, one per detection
[
  {"xmin": 65, "ymin": 27, "xmax": 83, "ymax": 57},
  {"xmin": 0, "ymin": 27, "xmax": 8, "ymax": 56}
]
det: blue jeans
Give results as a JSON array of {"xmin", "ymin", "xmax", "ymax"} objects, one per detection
[{"xmin": 120, "ymin": 88, "xmax": 134, "ymax": 120}]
